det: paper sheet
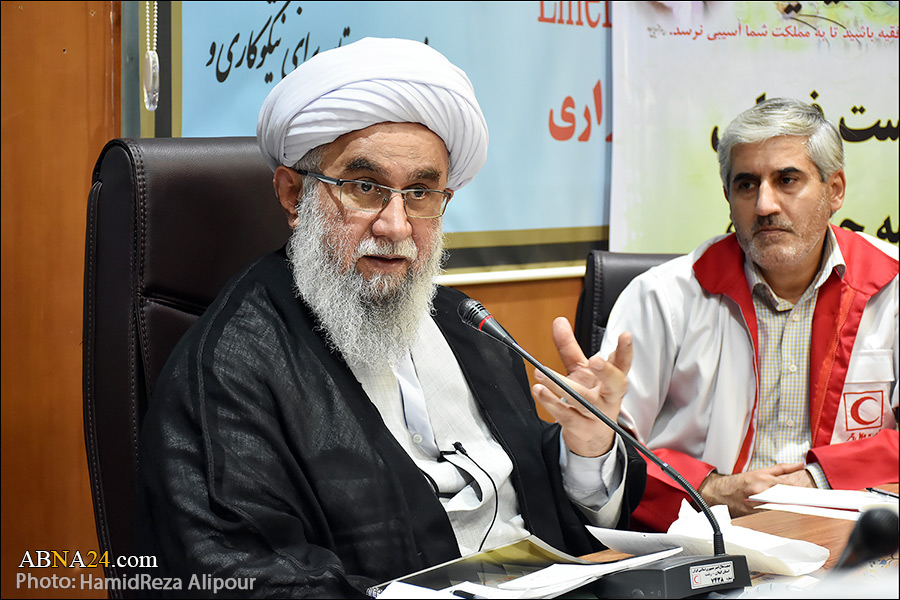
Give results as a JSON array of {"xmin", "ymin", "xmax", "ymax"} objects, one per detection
[
  {"xmin": 755, "ymin": 503, "xmax": 860, "ymax": 521},
  {"xmin": 587, "ymin": 501, "xmax": 829, "ymax": 576},
  {"xmin": 496, "ymin": 547, "xmax": 683, "ymax": 594},
  {"xmin": 376, "ymin": 548, "xmax": 685, "ymax": 599},
  {"xmin": 748, "ymin": 484, "xmax": 897, "ymax": 510}
]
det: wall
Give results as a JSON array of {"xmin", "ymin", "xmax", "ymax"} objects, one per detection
[
  {"xmin": 2, "ymin": 2, "xmax": 119, "ymax": 598},
  {"xmin": 456, "ymin": 277, "xmax": 585, "ymax": 412},
  {"xmin": 0, "ymin": 2, "xmax": 585, "ymax": 598}
]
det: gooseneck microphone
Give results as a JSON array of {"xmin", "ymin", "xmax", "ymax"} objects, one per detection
[
  {"xmin": 458, "ymin": 299, "xmax": 727, "ymax": 553},
  {"xmin": 458, "ymin": 298, "xmax": 751, "ymax": 597}
]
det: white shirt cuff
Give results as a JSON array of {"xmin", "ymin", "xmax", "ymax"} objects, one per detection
[{"xmin": 558, "ymin": 432, "xmax": 627, "ymax": 527}]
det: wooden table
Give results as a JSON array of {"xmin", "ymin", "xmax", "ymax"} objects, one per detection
[
  {"xmin": 583, "ymin": 483, "xmax": 899, "ymax": 575},
  {"xmin": 731, "ymin": 510, "xmax": 854, "ymax": 572},
  {"xmin": 729, "ymin": 483, "xmax": 897, "ymax": 573}
]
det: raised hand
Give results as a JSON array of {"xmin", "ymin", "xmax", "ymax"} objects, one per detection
[{"xmin": 531, "ymin": 317, "xmax": 633, "ymax": 457}]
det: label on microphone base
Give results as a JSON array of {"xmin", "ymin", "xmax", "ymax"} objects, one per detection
[{"xmin": 689, "ymin": 561, "xmax": 736, "ymax": 590}]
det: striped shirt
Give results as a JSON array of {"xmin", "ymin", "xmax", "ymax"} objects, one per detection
[{"xmin": 745, "ymin": 228, "xmax": 844, "ymax": 488}]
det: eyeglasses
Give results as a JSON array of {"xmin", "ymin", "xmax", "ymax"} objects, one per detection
[{"xmin": 294, "ymin": 169, "xmax": 452, "ymax": 218}]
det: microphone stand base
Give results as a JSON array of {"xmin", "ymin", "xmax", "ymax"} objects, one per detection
[{"xmin": 593, "ymin": 554, "xmax": 751, "ymax": 599}]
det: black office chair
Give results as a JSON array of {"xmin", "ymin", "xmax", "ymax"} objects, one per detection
[
  {"xmin": 82, "ymin": 137, "xmax": 290, "ymax": 595},
  {"xmin": 574, "ymin": 250, "xmax": 681, "ymax": 356}
]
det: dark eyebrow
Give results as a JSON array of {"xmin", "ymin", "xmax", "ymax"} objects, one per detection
[
  {"xmin": 343, "ymin": 157, "xmax": 388, "ymax": 178},
  {"xmin": 777, "ymin": 167, "xmax": 802, "ymax": 176},
  {"xmin": 731, "ymin": 172, "xmax": 758, "ymax": 185}
]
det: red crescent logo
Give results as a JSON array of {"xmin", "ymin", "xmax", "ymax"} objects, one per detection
[
  {"xmin": 693, "ymin": 575, "xmax": 701, "ymax": 584},
  {"xmin": 850, "ymin": 396, "xmax": 879, "ymax": 426}
]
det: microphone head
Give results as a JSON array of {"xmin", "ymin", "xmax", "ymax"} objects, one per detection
[
  {"xmin": 457, "ymin": 298, "xmax": 517, "ymax": 347},
  {"xmin": 857, "ymin": 507, "xmax": 900, "ymax": 557},
  {"xmin": 457, "ymin": 298, "xmax": 489, "ymax": 329},
  {"xmin": 835, "ymin": 507, "xmax": 899, "ymax": 570}
]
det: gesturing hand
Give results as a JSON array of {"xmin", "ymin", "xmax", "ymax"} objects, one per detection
[{"xmin": 531, "ymin": 317, "xmax": 633, "ymax": 458}]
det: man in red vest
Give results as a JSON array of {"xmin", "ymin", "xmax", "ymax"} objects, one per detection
[{"xmin": 601, "ymin": 97, "xmax": 898, "ymax": 532}]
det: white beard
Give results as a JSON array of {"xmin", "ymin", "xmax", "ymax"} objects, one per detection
[{"xmin": 286, "ymin": 186, "xmax": 445, "ymax": 368}]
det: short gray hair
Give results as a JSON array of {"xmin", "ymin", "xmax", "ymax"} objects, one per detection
[{"xmin": 718, "ymin": 98, "xmax": 843, "ymax": 189}]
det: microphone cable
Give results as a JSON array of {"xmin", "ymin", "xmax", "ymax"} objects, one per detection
[{"xmin": 444, "ymin": 441, "xmax": 499, "ymax": 553}]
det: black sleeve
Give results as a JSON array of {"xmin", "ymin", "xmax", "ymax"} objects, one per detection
[{"xmin": 136, "ymin": 339, "xmax": 371, "ymax": 599}]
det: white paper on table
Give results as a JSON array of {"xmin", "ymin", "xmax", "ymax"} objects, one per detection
[
  {"xmin": 379, "ymin": 549, "xmax": 685, "ymax": 599},
  {"xmin": 749, "ymin": 484, "xmax": 896, "ymax": 510},
  {"xmin": 755, "ymin": 502, "xmax": 860, "ymax": 521},
  {"xmin": 442, "ymin": 576, "xmax": 590, "ymax": 600},
  {"xmin": 496, "ymin": 547, "xmax": 683, "ymax": 597},
  {"xmin": 587, "ymin": 501, "xmax": 829, "ymax": 576}
]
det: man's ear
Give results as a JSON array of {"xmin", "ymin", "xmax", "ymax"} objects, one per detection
[
  {"xmin": 273, "ymin": 166, "xmax": 303, "ymax": 228},
  {"xmin": 827, "ymin": 169, "xmax": 846, "ymax": 215}
]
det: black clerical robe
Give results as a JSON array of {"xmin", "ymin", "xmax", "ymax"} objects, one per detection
[{"xmin": 136, "ymin": 248, "xmax": 646, "ymax": 598}]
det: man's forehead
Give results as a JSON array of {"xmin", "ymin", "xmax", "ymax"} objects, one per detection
[
  {"xmin": 341, "ymin": 156, "xmax": 443, "ymax": 183},
  {"xmin": 322, "ymin": 123, "xmax": 450, "ymax": 182},
  {"xmin": 731, "ymin": 136, "xmax": 815, "ymax": 171}
]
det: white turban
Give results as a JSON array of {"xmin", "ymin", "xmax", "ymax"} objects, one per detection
[{"xmin": 257, "ymin": 37, "xmax": 489, "ymax": 190}]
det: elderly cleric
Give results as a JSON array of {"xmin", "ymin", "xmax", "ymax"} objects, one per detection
[{"xmin": 136, "ymin": 38, "xmax": 645, "ymax": 598}]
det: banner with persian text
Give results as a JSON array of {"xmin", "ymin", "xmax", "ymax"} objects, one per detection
[
  {"xmin": 609, "ymin": 1, "xmax": 899, "ymax": 253},
  {"xmin": 179, "ymin": 1, "xmax": 614, "ymax": 275}
]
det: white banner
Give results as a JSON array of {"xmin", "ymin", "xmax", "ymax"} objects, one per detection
[
  {"xmin": 178, "ymin": 1, "xmax": 615, "ymax": 274},
  {"xmin": 610, "ymin": 1, "xmax": 899, "ymax": 253}
]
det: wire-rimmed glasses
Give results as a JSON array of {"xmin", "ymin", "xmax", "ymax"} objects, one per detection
[{"xmin": 294, "ymin": 169, "xmax": 452, "ymax": 218}]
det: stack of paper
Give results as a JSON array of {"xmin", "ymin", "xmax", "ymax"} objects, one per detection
[
  {"xmin": 375, "ymin": 548, "xmax": 683, "ymax": 599},
  {"xmin": 749, "ymin": 484, "xmax": 899, "ymax": 521},
  {"xmin": 587, "ymin": 501, "xmax": 829, "ymax": 576}
]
